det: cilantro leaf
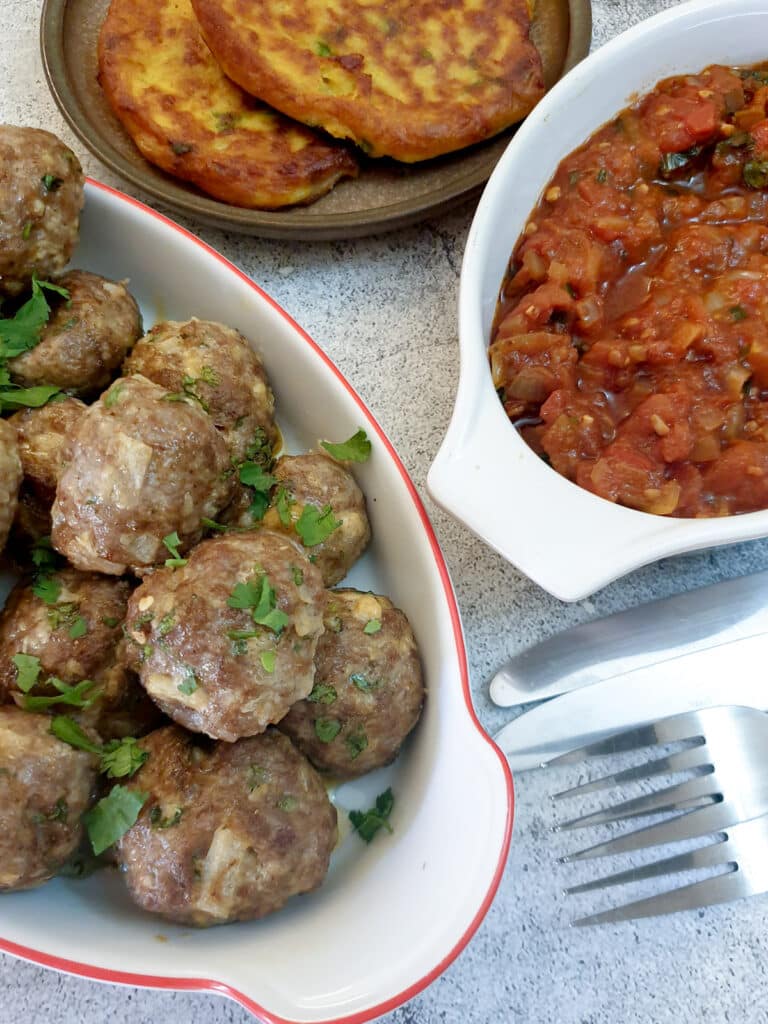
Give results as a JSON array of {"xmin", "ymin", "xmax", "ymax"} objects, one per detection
[
  {"xmin": 11, "ymin": 653, "xmax": 42, "ymax": 693},
  {"xmin": 345, "ymin": 729, "xmax": 368, "ymax": 760},
  {"xmin": 50, "ymin": 717, "xmax": 148, "ymax": 779},
  {"xmin": 32, "ymin": 574, "xmax": 62, "ymax": 605},
  {"xmin": 314, "ymin": 717, "xmax": 341, "ymax": 742},
  {"xmin": 228, "ymin": 573, "xmax": 289, "ymax": 634},
  {"xmin": 239, "ymin": 463, "xmax": 276, "ymax": 491},
  {"xmin": 177, "ymin": 670, "xmax": 198, "ymax": 695},
  {"xmin": 295, "ymin": 504, "xmax": 342, "ymax": 547},
  {"xmin": 363, "ymin": 618, "xmax": 381, "ymax": 634},
  {"xmin": 0, "ymin": 384, "xmax": 60, "ymax": 411},
  {"xmin": 0, "ymin": 275, "xmax": 70, "ymax": 361},
  {"xmin": 150, "ymin": 806, "xmax": 184, "ymax": 829},
  {"xmin": 228, "ymin": 580, "xmax": 262, "ymax": 609},
  {"xmin": 84, "ymin": 786, "xmax": 148, "ymax": 855},
  {"xmin": 23, "ymin": 678, "xmax": 99, "ymax": 712},
  {"xmin": 162, "ymin": 531, "xmax": 187, "ymax": 568},
  {"xmin": 275, "ymin": 486, "xmax": 294, "ymax": 526},
  {"xmin": 100, "ymin": 738, "xmax": 149, "ymax": 779},
  {"xmin": 348, "ymin": 788, "xmax": 394, "ymax": 843},
  {"xmin": 30, "ymin": 536, "xmax": 60, "ymax": 573},
  {"xmin": 307, "ymin": 683, "xmax": 337, "ymax": 704},
  {"xmin": 321, "ymin": 429, "xmax": 372, "ymax": 463},
  {"xmin": 260, "ymin": 650, "xmax": 276, "ymax": 673},
  {"xmin": 50, "ymin": 715, "xmax": 102, "ymax": 754},
  {"xmin": 68, "ymin": 616, "xmax": 88, "ymax": 640}
]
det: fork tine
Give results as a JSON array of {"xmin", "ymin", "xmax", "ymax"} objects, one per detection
[
  {"xmin": 543, "ymin": 713, "xmax": 706, "ymax": 767},
  {"xmin": 553, "ymin": 745, "xmax": 712, "ymax": 800},
  {"xmin": 560, "ymin": 801, "xmax": 741, "ymax": 862},
  {"xmin": 572, "ymin": 864, "xmax": 743, "ymax": 926},
  {"xmin": 555, "ymin": 772, "xmax": 719, "ymax": 831},
  {"xmin": 565, "ymin": 832, "xmax": 728, "ymax": 894}
]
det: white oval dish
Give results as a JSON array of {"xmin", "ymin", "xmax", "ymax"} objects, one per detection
[
  {"xmin": 428, "ymin": 0, "xmax": 768, "ymax": 603},
  {"xmin": 0, "ymin": 180, "xmax": 513, "ymax": 1023}
]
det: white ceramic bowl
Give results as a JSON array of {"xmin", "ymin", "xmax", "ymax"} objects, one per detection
[
  {"xmin": 428, "ymin": 0, "xmax": 768, "ymax": 602},
  {"xmin": 0, "ymin": 181, "xmax": 512, "ymax": 1023}
]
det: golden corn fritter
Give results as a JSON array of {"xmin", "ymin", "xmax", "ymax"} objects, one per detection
[
  {"xmin": 97, "ymin": 0, "xmax": 358, "ymax": 209},
  {"xmin": 190, "ymin": 0, "xmax": 545, "ymax": 162}
]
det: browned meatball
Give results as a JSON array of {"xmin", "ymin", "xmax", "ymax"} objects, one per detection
[
  {"xmin": 123, "ymin": 318, "xmax": 277, "ymax": 461},
  {"xmin": 0, "ymin": 568, "xmax": 131, "ymax": 701},
  {"xmin": 117, "ymin": 726, "xmax": 337, "ymax": 926},
  {"xmin": 0, "ymin": 419, "xmax": 22, "ymax": 554},
  {"xmin": 10, "ymin": 397, "xmax": 86, "ymax": 541},
  {"xmin": 0, "ymin": 126, "xmax": 84, "ymax": 297},
  {"xmin": 261, "ymin": 452, "xmax": 370, "ymax": 586},
  {"xmin": 51, "ymin": 375, "xmax": 235, "ymax": 575},
  {"xmin": 80, "ymin": 640, "xmax": 167, "ymax": 741},
  {"xmin": 280, "ymin": 589, "xmax": 424, "ymax": 778},
  {"xmin": 123, "ymin": 531, "xmax": 325, "ymax": 741},
  {"xmin": 9, "ymin": 271, "xmax": 142, "ymax": 395},
  {"xmin": 0, "ymin": 706, "xmax": 98, "ymax": 890}
]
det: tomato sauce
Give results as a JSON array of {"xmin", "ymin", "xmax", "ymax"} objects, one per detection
[{"xmin": 490, "ymin": 64, "xmax": 768, "ymax": 516}]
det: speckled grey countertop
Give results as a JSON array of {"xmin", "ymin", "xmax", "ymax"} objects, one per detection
[{"xmin": 3, "ymin": 0, "xmax": 768, "ymax": 1021}]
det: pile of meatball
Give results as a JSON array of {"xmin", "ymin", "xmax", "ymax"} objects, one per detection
[{"xmin": 0, "ymin": 125, "xmax": 424, "ymax": 926}]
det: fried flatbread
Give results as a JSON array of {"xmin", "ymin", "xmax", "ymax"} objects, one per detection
[
  {"xmin": 97, "ymin": 0, "xmax": 358, "ymax": 209},
  {"xmin": 190, "ymin": 0, "xmax": 545, "ymax": 162}
]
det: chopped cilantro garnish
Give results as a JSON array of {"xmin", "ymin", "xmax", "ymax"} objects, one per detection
[
  {"xmin": 68, "ymin": 616, "xmax": 88, "ymax": 640},
  {"xmin": 32, "ymin": 797, "xmax": 68, "ymax": 824},
  {"xmin": 12, "ymin": 653, "xmax": 42, "ymax": 693},
  {"xmin": 239, "ymin": 463, "xmax": 276, "ymax": 490},
  {"xmin": 49, "ymin": 715, "xmax": 101, "ymax": 754},
  {"xmin": 275, "ymin": 485, "xmax": 294, "ymax": 526},
  {"xmin": 277, "ymin": 795, "xmax": 297, "ymax": 811},
  {"xmin": 363, "ymin": 619, "xmax": 381, "ymax": 634},
  {"xmin": 247, "ymin": 764, "xmax": 268, "ymax": 791},
  {"xmin": 162, "ymin": 531, "xmax": 187, "ymax": 568},
  {"xmin": 351, "ymin": 673, "xmax": 378, "ymax": 692},
  {"xmin": 320, "ymin": 429, "xmax": 371, "ymax": 463},
  {"xmin": 157, "ymin": 612, "xmax": 175, "ymax": 636},
  {"xmin": 228, "ymin": 573, "xmax": 289, "ymax": 634},
  {"xmin": 177, "ymin": 670, "xmax": 198, "ymax": 696},
  {"xmin": 84, "ymin": 786, "xmax": 147, "ymax": 855},
  {"xmin": 51, "ymin": 718, "xmax": 147, "ymax": 778},
  {"xmin": 0, "ymin": 274, "xmax": 69, "ymax": 362},
  {"xmin": 104, "ymin": 383, "xmax": 124, "ymax": 408},
  {"xmin": 595, "ymin": 168, "xmax": 608, "ymax": 183},
  {"xmin": 291, "ymin": 566, "xmax": 304, "ymax": 586},
  {"xmin": 345, "ymin": 729, "xmax": 368, "ymax": 760},
  {"xmin": 260, "ymin": 650, "xmax": 276, "ymax": 673},
  {"xmin": 102, "ymin": 615, "xmax": 120, "ymax": 628},
  {"xmin": 659, "ymin": 146, "xmax": 702, "ymax": 178},
  {"xmin": 201, "ymin": 517, "xmax": 228, "ymax": 532},
  {"xmin": 162, "ymin": 370, "xmax": 216, "ymax": 411},
  {"xmin": 314, "ymin": 717, "xmax": 341, "ymax": 743},
  {"xmin": 316, "ymin": 40, "xmax": 332, "ymax": 56},
  {"xmin": 41, "ymin": 173, "xmax": 62, "ymax": 193},
  {"xmin": 348, "ymin": 788, "xmax": 394, "ymax": 843},
  {"xmin": 295, "ymin": 504, "xmax": 342, "ymax": 547},
  {"xmin": 33, "ymin": 573, "xmax": 62, "ymax": 605},
  {"xmin": 307, "ymin": 682, "xmax": 337, "ymax": 704},
  {"xmin": 242, "ymin": 427, "xmax": 273, "ymax": 468},
  {"xmin": 22, "ymin": 221, "xmax": 32, "ymax": 240},
  {"xmin": 150, "ymin": 805, "xmax": 184, "ymax": 829},
  {"xmin": 23, "ymin": 677, "xmax": 99, "ymax": 712},
  {"xmin": 0, "ymin": 384, "xmax": 60, "ymax": 410},
  {"xmin": 744, "ymin": 160, "xmax": 768, "ymax": 189}
]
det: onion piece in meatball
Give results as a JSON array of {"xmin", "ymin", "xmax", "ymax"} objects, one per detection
[
  {"xmin": 0, "ymin": 568, "xmax": 131, "ymax": 702},
  {"xmin": 262, "ymin": 452, "xmax": 371, "ymax": 586},
  {"xmin": 0, "ymin": 419, "xmax": 22, "ymax": 554},
  {"xmin": 117, "ymin": 726, "xmax": 337, "ymax": 926},
  {"xmin": 0, "ymin": 125, "xmax": 84, "ymax": 297},
  {"xmin": 280, "ymin": 589, "xmax": 424, "ymax": 778},
  {"xmin": 0, "ymin": 706, "xmax": 98, "ymax": 890},
  {"xmin": 51, "ymin": 374, "xmax": 235, "ymax": 575},
  {"xmin": 10, "ymin": 396, "xmax": 86, "ymax": 542},
  {"xmin": 123, "ymin": 318, "xmax": 277, "ymax": 462},
  {"xmin": 123, "ymin": 531, "xmax": 325, "ymax": 741},
  {"xmin": 8, "ymin": 271, "xmax": 142, "ymax": 396}
]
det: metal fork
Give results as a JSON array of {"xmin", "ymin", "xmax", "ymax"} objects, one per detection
[{"xmin": 544, "ymin": 705, "xmax": 768, "ymax": 925}]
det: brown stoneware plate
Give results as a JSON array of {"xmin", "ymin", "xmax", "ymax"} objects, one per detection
[{"xmin": 40, "ymin": 0, "xmax": 592, "ymax": 240}]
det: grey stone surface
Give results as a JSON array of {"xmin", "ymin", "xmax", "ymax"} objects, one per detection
[{"xmin": 1, "ymin": 0, "xmax": 766, "ymax": 1021}]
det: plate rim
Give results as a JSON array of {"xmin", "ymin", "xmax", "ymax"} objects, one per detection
[
  {"xmin": 38, "ymin": 0, "xmax": 592, "ymax": 240},
  {"xmin": 0, "ymin": 176, "xmax": 515, "ymax": 1024}
]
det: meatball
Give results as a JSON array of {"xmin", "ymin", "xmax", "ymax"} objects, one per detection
[
  {"xmin": 0, "ymin": 419, "xmax": 22, "ymax": 554},
  {"xmin": 9, "ymin": 271, "xmax": 142, "ymax": 395},
  {"xmin": 0, "ymin": 125, "xmax": 84, "ymax": 297},
  {"xmin": 81, "ymin": 640, "xmax": 167, "ymax": 741},
  {"xmin": 117, "ymin": 726, "xmax": 337, "ymax": 926},
  {"xmin": 262, "ymin": 452, "xmax": 371, "ymax": 586},
  {"xmin": 123, "ymin": 531, "xmax": 325, "ymax": 741},
  {"xmin": 123, "ymin": 318, "xmax": 277, "ymax": 461},
  {"xmin": 0, "ymin": 568, "xmax": 131, "ymax": 701},
  {"xmin": 0, "ymin": 706, "xmax": 98, "ymax": 890},
  {"xmin": 51, "ymin": 375, "xmax": 235, "ymax": 575},
  {"xmin": 10, "ymin": 397, "xmax": 86, "ymax": 541},
  {"xmin": 280, "ymin": 589, "xmax": 424, "ymax": 778}
]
